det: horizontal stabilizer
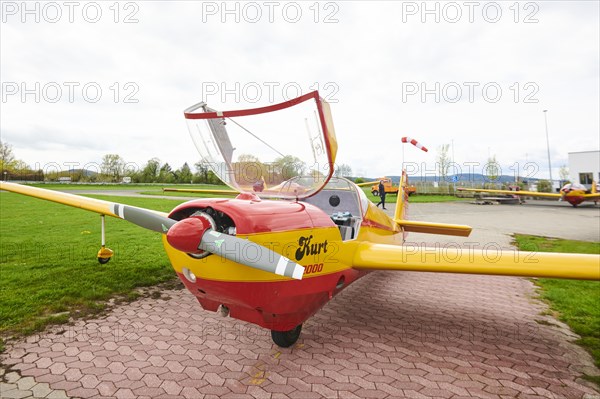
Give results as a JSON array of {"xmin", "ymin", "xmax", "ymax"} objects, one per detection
[{"xmin": 395, "ymin": 219, "xmax": 472, "ymax": 237}]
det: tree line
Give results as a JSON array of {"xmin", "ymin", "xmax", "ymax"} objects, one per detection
[
  {"xmin": 0, "ymin": 141, "xmax": 353, "ymax": 184},
  {"xmin": 0, "ymin": 143, "xmax": 222, "ymax": 184}
]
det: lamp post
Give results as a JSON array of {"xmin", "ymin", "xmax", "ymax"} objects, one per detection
[{"xmin": 543, "ymin": 110, "xmax": 553, "ymax": 188}]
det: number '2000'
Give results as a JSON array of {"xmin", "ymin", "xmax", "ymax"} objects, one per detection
[{"xmin": 304, "ymin": 263, "xmax": 324, "ymax": 274}]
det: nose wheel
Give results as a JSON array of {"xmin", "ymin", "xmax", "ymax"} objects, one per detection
[{"xmin": 271, "ymin": 324, "xmax": 302, "ymax": 348}]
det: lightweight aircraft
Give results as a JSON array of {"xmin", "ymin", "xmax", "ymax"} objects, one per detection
[
  {"xmin": 1, "ymin": 91, "xmax": 598, "ymax": 347},
  {"xmin": 457, "ymin": 182, "xmax": 599, "ymax": 207}
]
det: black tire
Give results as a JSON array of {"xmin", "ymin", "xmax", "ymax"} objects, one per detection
[
  {"xmin": 271, "ymin": 324, "xmax": 302, "ymax": 348},
  {"xmin": 372, "ymin": 190, "xmax": 379, "ymax": 197}
]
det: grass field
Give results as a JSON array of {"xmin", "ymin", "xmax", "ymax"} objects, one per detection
[
  {"xmin": 360, "ymin": 187, "xmax": 466, "ymax": 204},
  {"xmin": 139, "ymin": 189, "xmax": 237, "ymax": 198},
  {"xmin": 0, "ymin": 192, "xmax": 187, "ymax": 350},
  {"xmin": 513, "ymin": 234, "xmax": 600, "ymax": 385},
  {"xmin": 147, "ymin": 187, "xmax": 465, "ymax": 203},
  {"xmin": 25, "ymin": 182, "xmax": 466, "ymax": 204},
  {"xmin": 29, "ymin": 183, "xmax": 230, "ymax": 191}
]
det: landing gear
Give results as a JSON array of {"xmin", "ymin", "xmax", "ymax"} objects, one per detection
[
  {"xmin": 271, "ymin": 324, "xmax": 302, "ymax": 348},
  {"xmin": 97, "ymin": 215, "xmax": 114, "ymax": 264}
]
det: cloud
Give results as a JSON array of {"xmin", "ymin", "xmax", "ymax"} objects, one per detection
[{"xmin": 1, "ymin": 1, "xmax": 597, "ymax": 180}]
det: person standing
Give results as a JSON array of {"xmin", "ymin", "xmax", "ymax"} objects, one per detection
[{"xmin": 376, "ymin": 180, "xmax": 387, "ymax": 209}]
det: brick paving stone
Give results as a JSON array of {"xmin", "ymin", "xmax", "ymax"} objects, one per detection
[
  {"xmin": 0, "ymin": 383, "xmax": 17, "ymax": 393},
  {"xmin": 2, "ymin": 388, "xmax": 33, "ymax": 399},
  {"xmin": 50, "ymin": 380, "xmax": 80, "ymax": 392},
  {"xmin": 113, "ymin": 387, "xmax": 136, "ymax": 399},
  {"xmin": 198, "ymin": 385, "xmax": 233, "ymax": 396},
  {"xmin": 287, "ymin": 377, "xmax": 312, "ymax": 392},
  {"xmin": 311, "ymin": 383, "xmax": 338, "ymax": 397},
  {"xmin": 30, "ymin": 382, "xmax": 53, "ymax": 398},
  {"xmin": 158, "ymin": 372, "xmax": 187, "ymax": 382},
  {"xmin": 62, "ymin": 368, "xmax": 83, "ymax": 383},
  {"xmin": 114, "ymin": 379, "xmax": 146, "ymax": 390},
  {"xmin": 68, "ymin": 387, "xmax": 99, "ymax": 398},
  {"xmin": 35, "ymin": 373, "xmax": 64, "ymax": 384},
  {"xmin": 45, "ymin": 391, "xmax": 69, "ymax": 399},
  {"xmin": 15, "ymin": 376, "xmax": 36, "ymax": 391},
  {"xmin": 5, "ymin": 372, "xmax": 20, "ymax": 383}
]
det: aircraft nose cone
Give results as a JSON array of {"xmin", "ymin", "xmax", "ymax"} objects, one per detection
[{"xmin": 166, "ymin": 216, "xmax": 212, "ymax": 254}]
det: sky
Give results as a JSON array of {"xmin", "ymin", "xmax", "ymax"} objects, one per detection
[{"xmin": 1, "ymin": 1, "xmax": 598, "ymax": 181}]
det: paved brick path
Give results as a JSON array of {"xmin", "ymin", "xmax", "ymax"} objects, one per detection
[
  {"xmin": 2, "ymin": 271, "xmax": 599, "ymax": 398},
  {"xmin": 2, "ymin": 201, "xmax": 599, "ymax": 398}
]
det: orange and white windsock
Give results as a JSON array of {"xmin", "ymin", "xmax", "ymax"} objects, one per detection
[{"xmin": 401, "ymin": 137, "xmax": 428, "ymax": 152}]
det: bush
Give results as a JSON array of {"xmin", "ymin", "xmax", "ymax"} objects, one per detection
[{"xmin": 537, "ymin": 179, "xmax": 552, "ymax": 192}]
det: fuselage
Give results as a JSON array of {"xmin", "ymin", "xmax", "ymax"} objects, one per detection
[
  {"xmin": 162, "ymin": 190, "xmax": 403, "ymax": 332},
  {"xmin": 560, "ymin": 187, "xmax": 588, "ymax": 206}
]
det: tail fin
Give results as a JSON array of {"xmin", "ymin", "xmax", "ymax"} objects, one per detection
[
  {"xmin": 393, "ymin": 170, "xmax": 472, "ymax": 237},
  {"xmin": 394, "ymin": 170, "xmax": 409, "ymax": 222}
]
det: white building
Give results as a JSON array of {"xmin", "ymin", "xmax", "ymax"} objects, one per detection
[{"xmin": 568, "ymin": 151, "xmax": 600, "ymax": 187}]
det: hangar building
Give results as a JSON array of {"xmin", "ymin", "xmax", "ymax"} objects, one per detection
[{"xmin": 568, "ymin": 150, "xmax": 600, "ymax": 187}]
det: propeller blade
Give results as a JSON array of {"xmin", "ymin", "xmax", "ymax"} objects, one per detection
[
  {"xmin": 111, "ymin": 204, "xmax": 177, "ymax": 233},
  {"xmin": 166, "ymin": 216, "xmax": 305, "ymax": 280},
  {"xmin": 200, "ymin": 229, "xmax": 305, "ymax": 280}
]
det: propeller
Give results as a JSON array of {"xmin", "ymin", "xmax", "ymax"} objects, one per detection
[
  {"xmin": 111, "ymin": 204, "xmax": 177, "ymax": 233},
  {"xmin": 110, "ymin": 204, "xmax": 304, "ymax": 280}
]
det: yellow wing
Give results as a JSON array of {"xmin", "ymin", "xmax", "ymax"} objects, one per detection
[
  {"xmin": 351, "ymin": 242, "xmax": 600, "ymax": 280},
  {"xmin": 457, "ymin": 187, "xmax": 560, "ymax": 198},
  {"xmin": 583, "ymin": 193, "xmax": 600, "ymax": 200},
  {"xmin": 163, "ymin": 187, "xmax": 239, "ymax": 195},
  {"xmin": 355, "ymin": 181, "xmax": 378, "ymax": 187},
  {"xmin": 1, "ymin": 182, "xmax": 174, "ymax": 233}
]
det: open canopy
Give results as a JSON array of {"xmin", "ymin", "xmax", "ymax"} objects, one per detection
[{"xmin": 184, "ymin": 91, "xmax": 338, "ymax": 200}]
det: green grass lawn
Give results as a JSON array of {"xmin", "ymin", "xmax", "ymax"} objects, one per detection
[
  {"xmin": 139, "ymin": 189, "xmax": 237, "ymax": 198},
  {"xmin": 28, "ymin": 183, "xmax": 230, "ymax": 191},
  {"xmin": 0, "ymin": 192, "xmax": 188, "ymax": 350},
  {"xmin": 405, "ymin": 194, "xmax": 467, "ymax": 203},
  {"xmin": 360, "ymin": 187, "xmax": 466, "ymax": 204},
  {"xmin": 141, "ymin": 186, "xmax": 466, "ymax": 203},
  {"xmin": 27, "ymin": 182, "xmax": 465, "ymax": 204},
  {"xmin": 513, "ymin": 234, "xmax": 600, "ymax": 385}
]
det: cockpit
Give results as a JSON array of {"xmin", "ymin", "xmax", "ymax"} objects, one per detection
[
  {"xmin": 184, "ymin": 91, "xmax": 339, "ymax": 200},
  {"xmin": 183, "ymin": 91, "xmax": 364, "ymax": 240},
  {"xmin": 301, "ymin": 177, "xmax": 368, "ymax": 241}
]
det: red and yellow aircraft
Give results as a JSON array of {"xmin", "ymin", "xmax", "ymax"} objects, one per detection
[
  {"xmin": 458, "ymin": 182, "xmax": 599, "ymax": 207},
  {"xmin": 1, "ymin": 91, "xmax": 598, "ymax": 347}
]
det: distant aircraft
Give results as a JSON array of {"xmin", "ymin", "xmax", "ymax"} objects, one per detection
[
  {"xmin": 458, "ymin": 182, "xmax": 599, "ymax": 207},
  {"xmin": 1, "ymin": 91, "xmax": 598, "ymax": 347}
]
